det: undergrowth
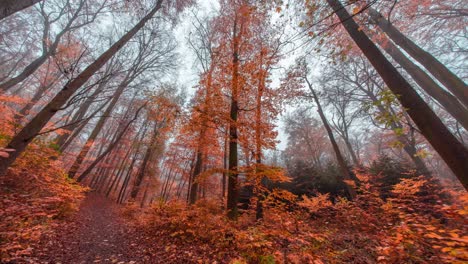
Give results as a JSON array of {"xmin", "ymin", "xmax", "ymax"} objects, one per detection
[{"xmin": 0, "ymin": 139, "xmax": 86, "ymax": 262}]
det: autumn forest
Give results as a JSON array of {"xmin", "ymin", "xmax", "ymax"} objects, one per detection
[{"xmin": 0, "ymin": 0, "xmax": 467, "ymax": 263}]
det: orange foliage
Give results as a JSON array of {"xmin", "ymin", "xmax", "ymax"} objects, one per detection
[{"xmin": 0, "ymin": 138, "xmax": 85, "ymax": 261}]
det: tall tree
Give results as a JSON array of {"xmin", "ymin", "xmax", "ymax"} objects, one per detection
[
  {"xmin": 324, "ymin": 0, "xmax": 468, "ymax": 189},
  {"xmin": 0, "ymin": 0, "xmax": 164, "ymax": 176},
  {"xmin": 304, "ymin": 76, "xmax": 357, "ymax": 199},
  {"xmin": 375, "ymin": 34, "xmax": 468, "ymax": 131},
  {"xmin": 367, "ymin": 7, "xmax": 468, "ymax": 108},
  {"xmin": 0, "ymin": 0, "xmax": 108, "ymax": 92}
]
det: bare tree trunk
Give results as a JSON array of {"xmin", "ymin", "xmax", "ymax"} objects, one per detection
[
  {"xmin": 77, "ymin": 104, "xmax": 144, "ymax": 182},
  {"xmin": 67, "ymin": 79, "xmax": 129, "ymax": 179},
  {"xmin": 107, "ymin": 122, "xmax": 149, "ymax": 198},
  {"xmin": 380, "ymin": 36, "xmax": 468, "ymax": 130},
  {"xmin": 305, "ymin": 78, "xmax": 357, "ymax": 199},
  {"xmin": 0, "ymin": 0, "xmax": 41, "ymax": 21},
  {"xmin": 16, "ymin": 84, "xmax": 49, "ymax": 123},
  {"xmin": 189, "ymin": 150, "xmax": 203, "ymax": 204},
  {"xmin": 56, "ymin": 78, "xmax": 109, "ymax": 149},
  {"xmin": 0, "ymin": 0, "xmax": 164, "ymax": 177},
  {"xmin": 343, "ymin": 137, "xmax": 359, "ymax": 166},
  {"xmin": 255, "ymin": 56, "xmax": 267, "ymax": 220},
  {"xmin": 117, "ymin": 150, "xmax": 139, "ymax": 204},
  {"xmin": 59, "ymin": 101, "xmax": 109, "ymax": 152},
  {"xmin": 227, "ymin": 18, "xmax": 240, "ymax": 220},
  {"xmin": 326, "ymin": 0, "xmax": 468, "ymax": 189},
  {"xmin": 130, "ymin": 122, "xmax": 159, "ymax": 200},
  {"xmin": 368, "ymin": 7, "xmax": 468, "ymax": 107},
  {"xmin": 222, "ymin": 130, "xmax": 228, "ymax": 203}
]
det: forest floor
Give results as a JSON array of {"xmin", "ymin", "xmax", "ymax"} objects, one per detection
[{"xmin": 27, "ymin": 193, "xmax": 180, "ymax": 264}]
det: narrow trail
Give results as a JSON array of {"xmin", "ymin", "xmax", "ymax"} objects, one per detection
[
  {"xmin": 32, "ymin": 193, "xmax": 149, "ymax": 263},
  {"xmin": 28, "ymin": 193, "xmax": 221, "ymax": 263}
]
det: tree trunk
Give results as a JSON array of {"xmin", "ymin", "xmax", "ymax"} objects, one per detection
[
  {"xmin": 222, "ymin": 130, "xmax": 228, "ymax": 202},
  {"xmin": 326, "ymin": 0, "xmax": 468, "ymax": 189},
  {"xmin": 67, "ymin": 78, "xmax": 129, "ymax": 179},
  {"xmin": 16, "ymin": 83, "xmax": 49, "ymax": 123},
  {"xmin": 343, "ymin": 137, "xmax": 360, "ymax": 166},
  {"xmin": 0, "ymin": 0, "xmax": 163, "ymax": 177},
  {"xmin": 227, "ymin": 18, "xmax": 240, "ymax": 220},
  {"xmin": 0, "ymin": 0, "xmax": 42, "ymax": 21},
  {"xmin": 305, "ymin": 78, "xmax": 357, "ymax": 199},
  {"xmin": 107, "ymin": 122, "xmax": 149, "ymax": 198},
  {"xmin": 380, "ymin": 36, "xmax": 468, "ymax": 130},
  {"xmin": 0, "ymin": 55, "xmax": 49, "ymax": 92},
  {"xmin": 368, "ymin": 7, "xmax": 468, "ymax": 107},
  {"xmin": 58, "ymin": 102, "xmax": 108, "ymax": 153},
  {"xmin": 189, "ymin": 150, "xmax": 203, "ymax": 204},
  {"xmin": 255, "ymin": 55, "xmax": 266, "ymax": 220},
  {"xmin": 130, "ymin": 122, "xmax": 159, "ymax": 200},
  {"xmin": 56, "ymin": 79, "xmax": 109, "ymax": 149},
  {"xmin": 76, "ymin": 104, "xmax": 144, "ymax": 182}
]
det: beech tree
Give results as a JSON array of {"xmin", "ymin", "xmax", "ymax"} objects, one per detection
[
  {"xmin": 323, "ymin": 0, "xmax": 468, "ymax": 189},
  {"xmin": 0, "ymin": 0, "xmax": 165, "ymax": 176},
  {"xmin": 0, "ymin": 0, "xmax": 109, "ymax": 92},
  {"xmin": 367, "ymin": 8, "xmax": 468, "ymax": 108}
]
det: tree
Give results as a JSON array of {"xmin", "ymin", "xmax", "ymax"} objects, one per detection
[
  {"xmin": 304, "ymin": 76, "xmax": 357, "ymax": 199},
  {"xmin": 0, "ymin": 0, "xmax": 164, "ymax": 177},
  {"xmin": 0, "ymin": 0, "xmax": 108, "ymax": 92},
  {"xmin": 322, "ymin": 82, "xmax": 362, "ymax": 166},
  {"xmin": 367, "ymin": 7, "xmax": 468, "ymax": 108},
  {"xmin": 374, "ymin": 35, "xmax": 468, "ymax": 131},
  {"xmin": 324, "ymin": 0, "xmax": 468, "ymax": 190},
  {"xmin": 326, "ymin": 55, "xmax": 431, "ymax": 175}
]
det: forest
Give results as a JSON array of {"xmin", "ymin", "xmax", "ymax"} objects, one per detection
[{"xmin": 0, "ymin": 0, "xmax": 467, "ymax": 263}]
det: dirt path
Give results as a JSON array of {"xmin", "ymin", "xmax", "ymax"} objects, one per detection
[{"xmin": 32, "ymin": 193, "xmax": 147, "ymax": 263}]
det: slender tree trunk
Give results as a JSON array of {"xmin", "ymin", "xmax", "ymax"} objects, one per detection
[
  {"xmin": 117, "ymin": 150, "xmax": 139, "ymax": 203},
  {"xmin": 130, "ymin": 122, "xmax": 159, "ymax": 200},
  {"xmin": 343, "ymin": 136, "xmax": 359, "ymax": 166},
  {"xmin": 19, "ymin": 84, "xmax": 47, "ymax": 115},
  {"xmin": 96, "ymin": 143, "xmax": 124, "ymax": 193},
  {"xmin": 67, "ymin": 79, "xmax": 129, "ymax": 178},
  {"xmin": 0, "ymin": 0, "xmax": 163, "ymax": 177},
  {"xmin": 107, "ymin": 122, "xmax": 149, "ymax": 197},
  {"xmin": 77, "ymin": 104, "xmax": 144, "ymax": 182},
  {"xmin": 227, "ymin": 18, "xmax": 240, "ymax": 220},
  {"xmin": 326, "ymin": 0, "xmax": 468, "ymax": 189},
  {"xmin": 117, "ymin": 170, "xmax": 132, "ymax": 204},
  {"xmin": 305, "ymin": 78, "xmax": 357, "ymax": 199},
  {"xmin": 368, "ymin": 7, "xmax": 468, "ymax": 107},
  {"xmin": 59, "ymin": 102, "xmax": 108, "ymax": 153},
  {"xmin": 189, "ymin": 67, "xmax": 213, "ymax": 204},
  {"xmin": 222, "ymin": 130, "xmax": 228, "ymax": 203},
  {"xmin": 189, "ymin": 150, "xmax": 203, "ymax": 204},
  {"xmin": 160, "ymin": 165, "xmax": 176, "ymax": 200},
  {"xmin": 140, "ymin": 183, "xmax": 150, "ymax": 207},
  {"xmin": 0, "ymin": 55, "xmax": 49, "ymax": 92},
  {"xmin": 255, "ymin": 56, "xmax": 266, "ymax": 220},
  {"xmin": 56, "ymin": 79, "xmax": 109, "ymax": 149},
  {"xmin": 0, "ymin": 0, "xmax": 42, "ymax": 21},
  {"xmin": 380, "ymin": 36, "xmax": 468, "ymax": 130}
]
